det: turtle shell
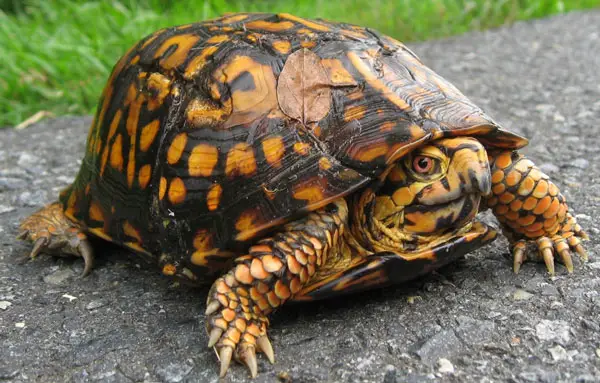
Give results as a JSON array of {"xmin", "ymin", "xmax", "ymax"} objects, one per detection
[{"xmin": 60, "ymin": 13, "xmax": 527, "ymax": 279}]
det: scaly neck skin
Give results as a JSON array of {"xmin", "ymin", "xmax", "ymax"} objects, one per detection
[{"xmin": 346, "ymin": 187, "xmax": 413, "ymax": 255}]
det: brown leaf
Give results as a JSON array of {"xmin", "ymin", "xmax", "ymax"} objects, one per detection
[{"xmin": 277, "ymin": 49, "xmax": 331, "ymax": 124}]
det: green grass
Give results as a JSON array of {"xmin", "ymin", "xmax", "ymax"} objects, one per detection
[{"xmin": 1, "ymin": 0, "xmax": 599, "ymax": 127}]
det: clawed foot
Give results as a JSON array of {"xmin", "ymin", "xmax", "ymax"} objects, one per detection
[
  {"xmin": 205, "ymin": 275, "xmax": 275, "ymax": 378},
  {"xmin": 512, "ymin": 221, "xmax": 589, "ymax": 275},
  {"xmin": 18, "ymin": 203, "xmax": 94, "ymax": 276}
]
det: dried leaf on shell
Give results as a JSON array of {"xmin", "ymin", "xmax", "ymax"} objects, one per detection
[{"xmin": 277, "ymin": 49, "xmax": 331, "ymax": 124}]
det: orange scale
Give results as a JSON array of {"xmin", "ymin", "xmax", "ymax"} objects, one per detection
[
  {"xmin": 517, "ymin": 177, "xmax": 535, "ymax": 196},
  {"xmin": 505, "ymin": 170, "xmax": 522, "ymax": 187},
  {"xmin": 522, "ymin": 196, "xmax": 538, "ymax": 211},
  {"xmin": 533, "ymin": 196, "xmax": 552, "ymax": 215},
  {"xmin": 543, "ymin": 216, "xmax": 558, "ymax": 229},
  {"xmin": 492, "ymin": 183, "xmax": 506, "ymax": 195},
  {"xmin": 494, "ymin": 204, "xmax": 509, "ymax": 215},
  {"xmin": 532, "ymin": 180, "xmax": 549, "ymax": 199},
  {"xmin": 491, "ymin": 169, "xmax": 505, "ymax": 184},
  {"xmin": 525, "ymin": 229, "xmax": 546, "ymax": 238},
  {"xmin": 509, "ymin": 199, "xmax": 523, "ymax": 212},
  {"xmin": 499, "ymin": 192, "xmax": 515, "ymax": 204},
  {"xmin": 494, "ymin": 153, "xmax": 513, "ymax": 169},
  {"xmin": 234, "ymin": 264, "xmax": 253, "ymax": 285},
  {"xmin": 517, "ymin": 215, "xmax": 536, "ymax": 227},
  {"xmin": 524, "ymin": 222, "xmax": 544, "ymax": 232},
  {"xmin": 287, "ymin": 254, "xmax": 302, "ymax": 274},
  {"xmin": 543, "ymin": 198, "xmax": 561, "ymax": 218}
]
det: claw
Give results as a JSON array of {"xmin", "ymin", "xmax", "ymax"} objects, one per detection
[
  {"xmin": 580, "ymin": 231, "xmax": 590, "ymax": 240},
  {"xmin": 574, "ymin": 244, "xmax": 589, "ymax": 262},
  {"xmin": 257, "ymin": 335, "xmax": 275, "ymax": 364},
  {"xmin": 205, "ymin": 301, "xmax": 220, "ymax": 316},
  {"xmin": 513, "ymin": 247, "xmax": 525, "ymax": 274},
  {"xmin": 208, "ymin": 327, "xmax": 223, "ymax": 348},
  {"xmin": 218, "ymin": 347, "xmax": 233, "ymax": 378},
  {"xmin": 541, "ymin": 248, "xmax": 555, "ymax": 275},
  {"xmin": 17, "ymin": 230, "xmax": 29, "ymax": 240},
  {"xmin": 79, "ymin": 239, "xmax": 94, "ymax": 277},
  {"xmin": 240, "ymin": 346, "xmax": 258, "ymax": 378},
  {"xmin": 558, "ymin": 249, "xmax": 574, "ymax": 273},
  {"xmin": 30, "ymin": 237, "xmax": 48, "ymax": 258}
]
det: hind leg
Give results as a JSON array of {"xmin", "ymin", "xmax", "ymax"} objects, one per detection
[{"xmin": 18, "ymin": 202, "xmax": 94, "ymax": 276}]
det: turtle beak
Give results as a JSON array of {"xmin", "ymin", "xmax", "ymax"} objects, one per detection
[{"xmin": 453, "ymin": 144, "xmax": 492, "ymax": 197}]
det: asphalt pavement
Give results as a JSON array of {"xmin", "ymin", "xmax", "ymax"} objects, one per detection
[{"xmin": 1, "ymin": 10, "xmax": 599, "ymax": 383}]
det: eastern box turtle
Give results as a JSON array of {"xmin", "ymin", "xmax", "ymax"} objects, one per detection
[{"xmin": 19, "ymin": 13, "xmax": 590, "ymax": 378}]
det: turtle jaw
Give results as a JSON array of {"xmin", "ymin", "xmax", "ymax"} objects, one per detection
[
  {"xmin": 368, "ymin": 192, "xmax": 485, "ymax": 253},
  {"xmin": 402, "ymin": 192, "xmax": 482, "ymax": 237}
]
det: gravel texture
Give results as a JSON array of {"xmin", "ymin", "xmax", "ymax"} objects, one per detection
[{"xmin": 2, "ymin": 10, "xmax": 600, "ymax": 383}]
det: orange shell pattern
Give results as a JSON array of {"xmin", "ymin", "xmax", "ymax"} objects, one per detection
[{"xmin": 60, "ymin": 13, "xmax": 527, "ymax": 280}]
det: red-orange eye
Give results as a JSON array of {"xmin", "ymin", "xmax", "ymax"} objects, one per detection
[{"xmin": 412, "ymin": 156, "xmax": 434, "ymax": 174}]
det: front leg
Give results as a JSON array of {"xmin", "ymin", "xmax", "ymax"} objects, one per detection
[
  {"xmin": 485, "ymin": 150, "xmax": 589, "ymax": 274},
  {"xmin": 205, "ymin": 200, "xmax": 347, "ymax": 378}
]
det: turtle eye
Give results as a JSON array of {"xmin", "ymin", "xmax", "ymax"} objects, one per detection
[{"xmin": 412, "ymin": 156, "xmax": 435, "ymax": 174}]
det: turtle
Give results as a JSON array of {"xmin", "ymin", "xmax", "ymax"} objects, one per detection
[{"xmin": 18, "ymin": 12, "xmax": 590, "ymax": 378}]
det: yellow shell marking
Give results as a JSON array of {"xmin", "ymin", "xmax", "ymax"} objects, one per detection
[
  {"xmin": 126, "ymin": 93, "xmax": 143, "ymax": 188},
  {"xmin": 167, "ymin": 133, "xmax": 187, "ymax": 165},
  {"xmin": 344, "ymin": 105, "xmax": 367, "ymax": 122},
  {"xmin": 138, "ymin": 164, "xmax": 152, "ymax": 189},
  {"xmin": 347, "ymin": 51, "xmax": 411, "ymax": 111},
  {"xmin": 154, "ymin": 34, "xmax": 201, "ymax": 70},
  {"xmin": 207, "ymin": 183, "xmax": 223, "ymax": 211},
  {"xmin": 193, "ymin": 229, "xmax": 213, "ymax": 251},
  {"xmin": 293, "ymin": 184, "xmax": 325, "ymax": 205},
  {"xmin": 318, "ymin": 157, "xmax": 332, "ymax": 170},
  {"xmin": 123, "ymin": 221, "xmax": 142, "ymax": 243},
  {"xmin": 235, "ymin": 209, "xmax": 259, "ymax": 233},
  {"xmin": 207, "ymin": 34, "xmax": 229, "ymax": 44},
  {"xmin": 221, "ymin": 14, "xmax": 249, "ymax": 24},
  {"xmin": 245, "ymin": 20, "xmax": 295, "ymax": 32},
  {"xmin": 89, "ymin": 201, "xmax": 104, "ymax": 223},
  {"xmin": 168, "ymin": 177, "xmax": 186, "ymax": 204},
  {"xmin": 186, "ymin": 96, "xmax": 232, "ymax": 127},
  {"xmin": 100, "ymin": 109, "xmax": 123, "ymax": 176},
  {"xmin": 146, "ymin": 73, "xmax": 172, "ymax": 111},
  {"xmin": 272, "ymin": 40, "xmax": 291, "ymax": 54},
  {"xmin": 262, "ymin": 136, "xmax": 285, "ymax": 168},
  {"xmin": 140, "ymin": 120, "xmax": 160, "ymax": 152},
  {"xmin": 225, "ymin": 143, "xmax": 257, "ymax": 177},
  {"xmin": 293, "ymin": 142, "xmax": 311, "ymax": 156},
  {"xmin": 279, "ymin": 13, "xmax": 330, "ymax": 31},
  {"xmin": 124, "ymin": 83, "xmax": 137, "ymax": 107},
  {"xmin": 321, "ymin": 59, "xmax": 357, "ymax": 86},
  {"xmin": 109, "ymin": 134, "xmax": 124, "ymax": 172},
  {"xmin": 339, "ymin": 28, "xmax": 368, "ymax": 39},
  {"xmin": 300, "ymin": 40, "xmax": 317, "ymax": 49},
  {"xmin": 184, "ymin": 46, "xmax": 219, "ymax": 80},
  {"xmin": 351, "ymin": 141, "xmax": 389, "ymax": 162},
  {"xmin": 214, "ymin": 55, "xmax": 278, "ymax": 127},
  {"xmin": 159, "ymin": 177, "xmax": 167, "ymax": 200},
  {"xmin": 188, "ymin": 144, "xmax": 219, "ymax": 177}
]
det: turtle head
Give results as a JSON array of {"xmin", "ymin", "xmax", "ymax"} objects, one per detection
[{"xmin": 361, "ymin": 137, "xmax": 492, "ymax": 252}]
